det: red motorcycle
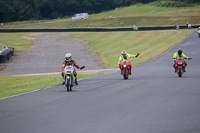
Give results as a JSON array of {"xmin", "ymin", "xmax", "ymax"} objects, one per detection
[
  {"xmin": 174, "ymin": 57, "xmax": 191, "ymax": 77},
  {"xmin": 120, "ymin": 59, "xmax": 131, "ymax": 79}
]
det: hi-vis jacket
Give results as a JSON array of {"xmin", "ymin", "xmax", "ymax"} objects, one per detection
[
  {"xmin": 118, "ymin": 53, "xmax": 136, "ymax": 64},
  {"xmin": 173, "ymin": 52, "xmax": 188, "ymax": 61}
]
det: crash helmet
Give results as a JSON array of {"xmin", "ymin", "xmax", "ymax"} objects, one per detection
[
  {"xmin": 121, "ymin": 50, "xmax": 127, "ymax": 57},
  {"xmin": 178, "ymin": 49, "xmax": 182, "ymax": 56},
  {"xmin": 65, "ymin": 53, "xmax": 72, "ymax": 61}
]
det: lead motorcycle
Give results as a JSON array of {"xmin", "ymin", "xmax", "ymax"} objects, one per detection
[
  {"xmin": 63, "ymin": 65, "xmax": 78, "ymax": 91},
  {"xmin": 174, "ymin": 57, "xmax": 192, "ymax": 77},
  {"xmin": 120, "ymin": 59, "xmax": 131, "ymax": 79},
  {"xmin": 63, "ymin": 65, "xmax": 76, "ymax": 91}
]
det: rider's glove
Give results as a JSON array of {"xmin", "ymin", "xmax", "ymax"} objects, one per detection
[
  {"xmin": 119, "ymin": 64, "xmax": 121, "ymax": 68},
  {"xmin": 135, "ymin": 53, "xmax": 140, "ymax": 57},
  {"xmin": 80, "ymin": 66, "xmax": 85, "ymax": 70}
]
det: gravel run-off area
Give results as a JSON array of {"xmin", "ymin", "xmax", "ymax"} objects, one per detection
[{"xmin": 0, "ymin": 33, "xmax": 109, "ymax": 75}]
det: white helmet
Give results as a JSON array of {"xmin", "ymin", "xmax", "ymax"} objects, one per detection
[
  {"xmin": 121, "ymin": 50, "xmax": 127, "ymax": 57},
  {"xmin": 121, "ymin": 50, "xmax": 127, "ymax": 55},
  {"xmin": 65, "ymin": 53, "xmax": 72, "ymax": 61}
]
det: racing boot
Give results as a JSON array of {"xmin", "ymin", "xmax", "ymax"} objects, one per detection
[
  {"xmin": 173, "ymin": 64, "xmax": 176, "ymax": 73},
  {"xmin": 184, "ymin": 63, "xmax": 187, "ymax": 72},
  {"xmin": 61, "ymin": 72, "xmax": 65, "ymax": 85},
  {"xmin": 75, "ymin": 77, "xmax": 78, "ymax": 85}
]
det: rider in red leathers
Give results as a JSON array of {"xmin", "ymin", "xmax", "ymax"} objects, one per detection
[{"xmin": 61, "ymin": 53, "xmax": 85, "ymax": 85}]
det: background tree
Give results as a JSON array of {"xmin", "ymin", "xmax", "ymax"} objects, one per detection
[{"xmin": 0, "ymin": 0, "xmax": 198, "ymax": 23}]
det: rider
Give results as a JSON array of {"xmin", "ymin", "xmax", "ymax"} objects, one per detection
[
  {"xmin": 61, "ymin": 53, "xmax": 85, "ymax": 85},
  {"xmin": 173, "ymin": 49, "xmax": 189, "ymax": 72},
  {"xmin": 118, "ymin": 50, "xmax": 139, "ymax": 75}
]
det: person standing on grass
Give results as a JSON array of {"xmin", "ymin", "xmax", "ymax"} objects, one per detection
[
  {"xmin": 188, "ymin": 23, "xmax": 191, "ymax": 29},
  {"xmin": 175, "ymin": 24, "xmax": 179, "ymax": 30},
  {"xmin": 133, "ymin": 25, "xmax": 138, "ymax": 31}
]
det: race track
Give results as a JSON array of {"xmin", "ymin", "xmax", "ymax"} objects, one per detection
[{"xmin": 0, "ymin": 30, "xmax": 200, "ymax": 133}]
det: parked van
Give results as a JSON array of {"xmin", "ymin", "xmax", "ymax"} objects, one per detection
[{"xmin": 72, "ymin": 13, "xmax": 89, "ymax": 21}]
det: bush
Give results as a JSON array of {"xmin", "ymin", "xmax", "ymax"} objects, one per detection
[{"xmin": 151, "ymin": 0, "xmax": 194, "ymax": 7}]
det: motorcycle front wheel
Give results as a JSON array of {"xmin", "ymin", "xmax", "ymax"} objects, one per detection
[
  {"xmin": 66, "ymin": 76, "xmax": 70, "ymax": 91},
  {"xmin": 178, "ymin": 68, "xmax": 182, "ymax": 77},
  {"xmin": 123, "ymin": 69, "xmax": 128, "ymax": 80}
]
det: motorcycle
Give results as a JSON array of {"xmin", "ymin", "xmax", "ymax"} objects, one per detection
[
  {"xmin": 197, "ymin": 30, "xmax": 200, "ymax": 38},
  {"xmin": 174, "ymin": 57, "xmax": 191, "ymax": 77},
  {"xmin": 63, "ymin": 65, "xmax": 76, "ymax": 91},
  {"xmin": 120, "ymin": 59, "xmax": 131, "ymax": 79}
]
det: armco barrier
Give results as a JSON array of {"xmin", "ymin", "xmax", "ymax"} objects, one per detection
[
  {"xmin": 0, "ymin": 47, "xmax": 14, "ymax": 63},
  {"xmin": 0, "ymin": 25, "xmax": 199, "ymax": 32}
]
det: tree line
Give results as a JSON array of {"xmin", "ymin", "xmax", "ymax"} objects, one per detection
[{"xmin": 0, "ymin": 0, "xmax": 199, "ymax": 23}]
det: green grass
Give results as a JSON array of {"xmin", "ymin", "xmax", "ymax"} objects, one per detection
[
  {"xmin": 0, "ymin": 33, "xmax": 32, "ymax": 53},
  {"xmin": 0, "ymin": 74, "xmax": 97, "ymax": 99},
  {"xmin": 1, "ymin": 4, "xmax": 200, "ymax": 29},
  {"xmin": 68, "ymin": 30, "xmax": 192, "ymax": 68}
]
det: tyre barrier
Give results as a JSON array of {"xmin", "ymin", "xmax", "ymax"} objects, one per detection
[{"xmin": 0, "ymin": 47, "xmax": 14, "ymax": 63}]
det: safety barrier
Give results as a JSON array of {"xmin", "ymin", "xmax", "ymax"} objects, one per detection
[
  {"xmin": 0, "ymin": 25, "xmax": 199, "ymax": 32},
  {"xmin": 0, "ymin": 47, "xmax": 14, "ymax": 63}
]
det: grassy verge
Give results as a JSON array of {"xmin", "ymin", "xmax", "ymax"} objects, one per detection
[
  {"xmin": 0, "ymin": 74, "xmax": 97, "ymax": 99},
  {"xmin": 68, "ymin": 29, "xmax": 192, "ymax": 68},
  {"xmin": 0, "ymin": 33, "xmax": 32, "ymax": 53},
  {"xmin": 1, "ymin": 4, "xmax": 200, "ymax": 29}
]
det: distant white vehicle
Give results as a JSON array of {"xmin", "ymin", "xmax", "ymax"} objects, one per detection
[{"xmin": 72, "ymin": 13, "xmax": 89, "ymax": 21}]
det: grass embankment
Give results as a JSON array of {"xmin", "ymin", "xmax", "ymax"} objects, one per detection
[
  {"xmin": 68, "ymin": 30, "xmax": 192, "ymax": 68},
  {"xmin": 1, "ymin": 4, "xmax": 200, "ymax": 29},
  {"xmin": 0, "ymin": 33, "xmax": 32, "ymax": 52},
  {"xmin": 0, "ymin": 74, "xmax": 97, "ymax": 99}
]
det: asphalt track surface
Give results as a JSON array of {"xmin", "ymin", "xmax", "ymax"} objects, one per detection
[{"xmin": 0, "ymin": 30, "xmax": 200, "ymax": 133}]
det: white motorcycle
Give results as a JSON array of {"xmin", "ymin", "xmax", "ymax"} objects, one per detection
[
  {"xmin": 63, "ymin": 65, "xmax": 76, "ymax": 91},
  {"xmin": 63, "ymin": 65, "xmax": 85, "ymax": 91}
]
